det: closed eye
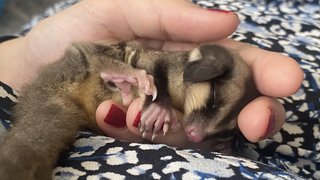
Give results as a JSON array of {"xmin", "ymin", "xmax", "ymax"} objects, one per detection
[{"xmin": 104, "ymin": 81, "xmax": 119, "ymax": 91}]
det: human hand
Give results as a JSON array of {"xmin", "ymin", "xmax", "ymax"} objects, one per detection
[
  {"xmin": 0, "ymin": 0, "xmax": 303, "ymax": 146},
  {"xmin": 96, "ymin": 39, "xmax": 303, "ymax": 146},
  {"xmin": 0, "ymin": 0, "xmax": 238, "ymax": 90}
]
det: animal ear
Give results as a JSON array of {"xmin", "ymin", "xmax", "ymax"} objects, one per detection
[
  {"xmin": 183, "ymin": 45, "xmax": 234, "ymax": 82},
  {"xmin": 183, "ymin": 60, "xmax": 227, "ymax": 82}
]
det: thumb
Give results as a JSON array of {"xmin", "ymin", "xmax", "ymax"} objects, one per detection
[{"xmin": 115, "ymin": 0, "xmax": 240, "ymax": 42}]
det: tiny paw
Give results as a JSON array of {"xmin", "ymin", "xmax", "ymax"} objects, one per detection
[
  {"xmin": 100, "ymin": 70, "xmax": 157, "ymax": 105},
  {"xmin": 139, "ymin": 103, "xmax": 180, "ymax": 141},
  {"xmin": 133, "ymin": 70, "xmax": 157, "ymax": 101}
]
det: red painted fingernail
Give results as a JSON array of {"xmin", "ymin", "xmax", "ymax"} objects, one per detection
[
  {"xmin": 133, "ymin": 111, "xmax": 141, "ymax": 128},
  {"xmin": 104, "ymin": 104, "xmax": 126, "ymax": 128},
  {"xmin": 208, "ymin": 8, "xmax": 232, "ymax": 14},
  {"xmin": 261, "ymin": 108, "xmax": 276, "ymax": 139}
]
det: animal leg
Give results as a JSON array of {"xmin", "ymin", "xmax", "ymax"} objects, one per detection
[
  {"xmin": 139, "ymin": 103, "xmax": 180, "ymax": 141},
  {"xmin": 100, "ymin": 70, "xmax": 157, "ymax": 106}
]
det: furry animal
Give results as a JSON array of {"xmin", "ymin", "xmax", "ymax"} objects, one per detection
[{"xmin": 0, "ymin": 42, "xmax": 257, "ymax": 179}]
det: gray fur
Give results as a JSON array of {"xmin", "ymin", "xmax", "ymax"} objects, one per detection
[{"xmin": 0, "ymin": 42, "xmax": 257, "ymax": 179}]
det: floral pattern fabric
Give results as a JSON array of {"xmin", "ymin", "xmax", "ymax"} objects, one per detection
[{"xmin": 1, "ymin": 0, "xmax": 319, "ymax": 179}]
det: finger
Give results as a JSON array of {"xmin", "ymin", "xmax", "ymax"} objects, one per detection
[
  {"xmin": 95, "ymin": 100, "xmax": 143, "ymax": 143},
  {"xmin": 136, "ymin": 39, "xmax": 200, "ymax": 51},
  {"xmin": 112, "ymin": 0, "xmax": 239, "ymax": 42},
  {"xmin": 238, "ymin": 96, "xmax": 286, "ymax": 142},
  {"xmin": 25, "ymin": 0, "xmax": 239, "ymax": 66},
  {"xmin": 126, "ymin": 98, "xmax": 190, "ymax": 147},
  {"xmin": 217, "ymin": 39, "xmax": 304, "ymax": 97}
]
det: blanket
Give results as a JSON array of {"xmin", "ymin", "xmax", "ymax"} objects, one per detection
[{"xmin": 1, "ymin": 0, "xmax": 319, "ymax": 179}]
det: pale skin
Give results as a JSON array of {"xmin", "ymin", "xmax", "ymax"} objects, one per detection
[{"xmin": 0, "ymin": 0, "xmax": 303, "ymax": 146}]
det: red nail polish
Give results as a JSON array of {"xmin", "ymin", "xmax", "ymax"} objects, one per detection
[
  {"xmin": 261, "ymin": 108, "xmax": 276, "ymax": 139},
  {"xmin": 133, "ymin": 112, "xmax": 141, "ymax": 128},
  {"xmin": 104, "ymin": 104, "xmax": 126, "ymax": 128},
  {"xmin": 208, "ymin": 8, "xmax": 232, "ymax": 14}
]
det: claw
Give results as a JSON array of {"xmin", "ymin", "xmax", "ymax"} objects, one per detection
[
  {"xmin": 139, "ymin": 125, "xmax": 145, "ymax": 133},
  {"xmin": 142, "ymin": 131, "xmax": 147, "ymax": 139},
  {"xmin": 163, "ymin": 122, "xmax": 169, "ymax": 136},
  {"xmin": 152, "ymin": 90, "xmax": 157, "ymax": 101},
  {"xmin": 151, "ymin": 133, "xmax": 157, "ymax": 141},
  {"xmin": 152, "ymin": 125, "xmax": 161, "ymax": 135}
]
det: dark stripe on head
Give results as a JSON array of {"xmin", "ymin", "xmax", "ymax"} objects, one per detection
[
  {"xmin": 207, "ymin": 81, "xmax": 216, "ymax": 111},
  {"xmin": 143, "ymin": 60, "xmax": 171, "ymax": 108}
]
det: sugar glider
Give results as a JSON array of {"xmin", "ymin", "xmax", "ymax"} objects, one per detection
[{"xmin": 0, "ymin": 41, "xmax": 257, "ymax": 179}]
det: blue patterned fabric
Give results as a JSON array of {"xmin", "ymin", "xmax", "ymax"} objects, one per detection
[
  {"xmin": 195, "ymin": 1, "xmax": 320, "ymax": 178},
  {"xmin": 1, "ymin": 0, "xmax": 319, "ymax": 179}
]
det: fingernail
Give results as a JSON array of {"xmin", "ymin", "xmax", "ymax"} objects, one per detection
[
  {"xmin": 261, "ymin": 108, "xmax": 276, "ymax": 139},
  {"xmin": 133, "ymin": 111, "xmax": 141, "ymax": 128},
  {"xmin": 104, "ymin": 104, "xmax": 126, "ymax": 128},
  {"xmin": 207, "ymin": 8, "xmax": 233, "ymax": 14}
]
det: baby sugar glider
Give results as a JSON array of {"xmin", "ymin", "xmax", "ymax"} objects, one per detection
[{"xmin": 0, "ymin": 41, "xmax": 257, "ymax": 179}]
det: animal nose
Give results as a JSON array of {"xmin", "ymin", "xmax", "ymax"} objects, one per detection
[{"xmin": 184, "ymin": 124, "xmax": 207, "ymax": 143}]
